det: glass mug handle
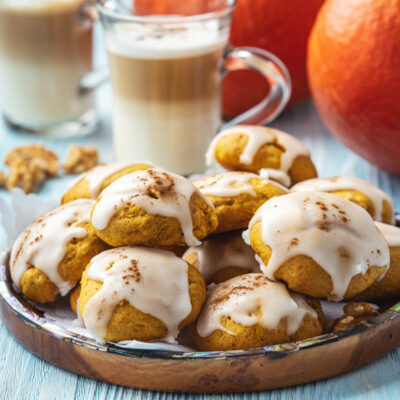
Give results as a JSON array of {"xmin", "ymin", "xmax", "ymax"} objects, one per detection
[
  {"xmin": 221, "ymin": 46, "xmax": 291, "ymax": 128},
  {"xmin": 77, "ymin": 1, "xmax": 109, "ymax": 96}
]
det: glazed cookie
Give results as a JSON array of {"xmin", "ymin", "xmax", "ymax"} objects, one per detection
[
  {"xmin": 192, "ymin": 273, "xmax": 324, "ymax": 351},
  {"xmin": 291, "ymin": 176, "xmax": 394, "ymax": 224},
  {"xmin": 70, "ymin": 285, "xmax": 81, "ymax": 314},
  {"xmin": 243, "ymin": 192, "xmax": 390, "ymax": 301},
  {"xmin": 183, "ymin": 230, "xmax": 260, "ymax": 284},
  {"xmin": 10, "ymin": 199, "xmax": 109, "ymax": 304},
  {"xmin": 194, "ymin": 172, "xmax": 288, "ymax": 233},
  {"xmin": 206, "ymin": 125, "xmax": 317, "ymax": 185},
  {"xmin": 354, "ymin": 222, "xmax": 400, "ymax": 301},
  {"xmin": 79, "ymin": 247, "xmax": 206, "ymax": 343},
  {"xmin": 91, "ymin": 168, "xmax": 218, "ymax": 247},
  {"xmin": 61, "ymin": 161, "xmax": 153, "ymax": 204}
]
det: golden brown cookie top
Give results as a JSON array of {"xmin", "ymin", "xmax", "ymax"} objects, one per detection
[
  {"xmin": 91, "ymin": 168, "xmax": 213, "ymax": 246},
  {"xmin": 292, "ymin": 176, "xmax": 394, "ymax": 223},
  {"xmin": 243, "ymin": 192, "xmax": 390, "ymax": 301},
  {"xmin": 67, "ymin": 161, "xmax": 153, "ymax": 199},
  {"xmin": 10, "ymin": 199, "xmax": 95, "ymax": 295},
  {"xmin": 81, "ymin": 247, "xmax": 192, "ymax": 343},
  {"xmin": 206, "ymin": 125, "xmax": 310, "ymax": 171},
  {"xmin": 196, "ymin": 273, "xmax": 318, "ymax": 338}
]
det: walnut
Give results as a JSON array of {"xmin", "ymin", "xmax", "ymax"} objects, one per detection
[
  {"xmin": 5, "ymin": 144, "xmax": 59, "ymax": 177},
  {"xmin": 63, "ymin": 145, "xmax": 99, "ymax": 174},
  {"xmin": 0, "ymin": 171, "xmax": 6, "ymax": 188},
  {"xmin": 332, "ymin": 302, "xmax": 379, "ymax": 332},
  {"xmin": 6, "ymin": 156, "xmax": 47, "ymax": 193}
]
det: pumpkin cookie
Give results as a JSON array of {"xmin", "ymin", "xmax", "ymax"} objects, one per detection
[
  {"xmin": 192, "ymin": 273, "xmax": 324, "ymax": 351},
  {"xmin": 354, "ymin": 222, "xmax": 400, "ymax": 301},
  {"xmin": 79, "ymin": 247, "xmax": 206, "ymax": 343},
  {"xmin": 243, "ymin": 192, "xmax": 389, "ymax": 301},
  {"xmin": 10, "ymin": 199, "xmax": 109, "ymax": 303},
  {"xmin": 291, "ymin": 176, "xmax": 394, "ymax": 224},
  {"xmin": 206, "ymin": 125, "xmax": 317, "ymax": 185},
  {"xmin": 91, "ymin": 168, "xmax": 218, "ymax": 247},
  {"xmin": 194, "ymin": 172, "xmax": 288, "ymax": 233},
  {"xmin": 61, "ymin": 161, "xmax": 153, "ymax": 204}
]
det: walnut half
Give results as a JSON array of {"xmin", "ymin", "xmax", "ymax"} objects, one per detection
[
  {"xmin": 63, "ymin": 145, "xmax": 99, "ymax": 174},
  {"xmin": 332, "ymin": 302, "xmax": 379, "ymax": 332},
  {"xmin": 5, "ymin": 144, "xmax": 59, "ymax": 177},
  {"xmin": 6, "ymin": 157, "xmax": 47, "ymax": 193}
]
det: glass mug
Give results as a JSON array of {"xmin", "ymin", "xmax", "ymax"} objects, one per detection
[
  {"xmin": 0, "ymin": 0, "xmax": 104, "ymax": 137},
  {"xmin": 98, "ymin": 0, "xmax": 291, "ymax": 175}
]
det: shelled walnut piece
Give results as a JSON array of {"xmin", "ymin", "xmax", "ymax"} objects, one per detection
[
  {"xmin": 6, "ymin": 157, "xmax": 48, "ymax": 193},
  {"xmin": 6, "ymin": 144, "xmax": 58, "ymax": 177},
  {"xmin": 331, "ymin": 302, "xmax": 379, "ymax": 332},
  {"xmin": 3, "ymin": 144, "xmax": 59, "ymax": 193},
  {"xmin": 63, "ymin": 145, "xmax": 99, "ymax": 174}
]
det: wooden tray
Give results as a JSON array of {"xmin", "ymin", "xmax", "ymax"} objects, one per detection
[{"xmin": 1, "ymin": 258, "xmax": 399, "ymax": 393}]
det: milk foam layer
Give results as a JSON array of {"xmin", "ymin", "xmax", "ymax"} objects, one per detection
[
  {"xmin": 196, "ymin": 274, "xmax": 318, "ymax": 338},
  {"xmin": 243, "ymin": 192, "xmax": 390, "ymax": 301},
  {"xmin": 106, "ymin": 21, "xmax": 227, "ymax": 59}
]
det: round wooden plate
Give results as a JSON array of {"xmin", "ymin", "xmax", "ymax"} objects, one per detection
[{"xmin": 1, "ymin": 258, "xmax": 400, "ymax": 393}]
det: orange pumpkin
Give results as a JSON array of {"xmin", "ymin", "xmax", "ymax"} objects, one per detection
[
  {"xmin": 224, "ymin": 0, "xmax": 324, "ymax": 119},
  {"xmin": 308, "ymin": 0, "xmax": 400, "ymax": 173}
]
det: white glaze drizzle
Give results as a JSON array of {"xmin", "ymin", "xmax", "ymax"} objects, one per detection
[
  {"xmin": 10, "ymin": 199, "xmax": 95, "ymax": 296},
  {"xmin": 81, "ymin": 247, "xmax": 192, "ymax": 343},
  {"xmin": 91, "ymin": 168, "xmax": 208, "ymax": 246},
  {"xmin": 205, "ymin": 125, "xmax": 310, "ymax": 172},
  {"xmin": 259, "ymin": 168, "xmax": 292, "ymax": 187},
  {"xmin": 195, "ymin": 171, "xmax": 288, "ymax": 198},
  {"xmin": 196, "ymin": 273, "xmax": 317, "ymax": 337},
  {"xmin": 375, "ymin": 222, "xmax": 400, "ymax": 247},
  {"xmin": 291, "ymin": 176, "xmax": 394, "ymax": 223},
  {"xmin": 67, "ymin": 161, "xmax": 153, "ymax": 198},
  {"xmin": 195, "ymin": 172, "xmax": 259, "ymax": 197},
  {"xmin": 243, "ymin": 192, "xmax": 390, "ymax": 301},
  {"xmin": 183, "ymin": 231, "xmax": 261, "ymax": 283}
]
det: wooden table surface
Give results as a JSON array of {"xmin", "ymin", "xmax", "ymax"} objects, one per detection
[{"xmin": 0, "ymin": 28, "xmax": 399, "ymax": 400}]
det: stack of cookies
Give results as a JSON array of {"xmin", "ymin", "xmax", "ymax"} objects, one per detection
[{"xmin": 9, "ymin": 125, "xmax": 400, "ymax": 351}]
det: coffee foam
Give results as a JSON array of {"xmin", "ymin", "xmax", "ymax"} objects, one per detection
[{"xmin": 106, "ymin": 21, "xmax": 227, "ymax": 59}]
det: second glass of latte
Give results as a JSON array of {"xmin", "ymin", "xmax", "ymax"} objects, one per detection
[{"xmin": 0, "ymin": 0, "xmax": 99, "ymax": 137}]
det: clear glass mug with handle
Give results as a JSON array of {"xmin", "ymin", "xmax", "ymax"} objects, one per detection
[
  {"xmin": 98, "ymin": 0, "xmax": 291, "ymax": 175},
  {"xmin": 0, "ymin": 0, "xmax": 108, "ymax": 137}
]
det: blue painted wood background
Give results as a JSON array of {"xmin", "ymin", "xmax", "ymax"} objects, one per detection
[{"xmin": 0, "ymin": 26, "xmax": 399, "ymax": 400}]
